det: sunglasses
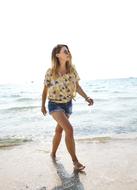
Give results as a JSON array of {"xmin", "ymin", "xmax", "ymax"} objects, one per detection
[{"xmin": 64, "ymin": 49, "xmax": 69, "ymax": 54}]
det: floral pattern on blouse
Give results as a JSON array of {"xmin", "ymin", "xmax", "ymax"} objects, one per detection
[{"xmin": 44, "ymin": 66, "xmax": 80, "ymax": 103}]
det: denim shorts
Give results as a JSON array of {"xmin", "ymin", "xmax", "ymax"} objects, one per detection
[{"xmin": 48, "ymin": 100, "xmax": 72, "ymax": 116}]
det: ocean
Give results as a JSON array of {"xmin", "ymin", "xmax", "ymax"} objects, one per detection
[{"xmin": 0, "ymin": 77, "xmax": 137, "ymax": 147}]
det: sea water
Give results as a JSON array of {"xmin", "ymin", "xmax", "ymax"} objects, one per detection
[{"xmin": 0, "ymin": 77, "xmax": 137, "ymax": 146}]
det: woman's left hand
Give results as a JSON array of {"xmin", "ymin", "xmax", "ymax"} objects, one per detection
[{"xmin": 86, "ymin": 97, "xmax": 94, "ymax": 106}]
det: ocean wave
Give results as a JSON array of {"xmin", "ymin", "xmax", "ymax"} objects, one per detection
[
  {"xmin": 1, "ymin": 105, "xmax": 40, "ymax": 112},
  {"xmin": 15, "ymin": 97, "xmax": 39, "ymax": 102},
  {"xmin": 115, "ymin": 96, "xmax": 137, "ymax": 100},
  {"xmin": 94, "ymin": 98, "xmax": 108, "ymax": 102},
  {"xmin": 76, "ymin": 134, "xmax": 137, "ymax": 143},
  {"xmin": 92, "ymin": 89, "xmax": 108, "ymax": 93},
  {"xmin": 85, "ymin": 96, "xmax": 137, "ymax": 102},
  {"xmin": 94, "ymin": 96, "xmax": 137, "ymax": 102},
  {"xmin": 0, "ymin": 137, "xmax": 32, "ymax": 149},
  {"xmin": 1, "ymin": 94, "xmax": 21, "ymax": 98},
  {"xmin": 76, "ymin": 136, "xmax": 112, "ymax": 143}
]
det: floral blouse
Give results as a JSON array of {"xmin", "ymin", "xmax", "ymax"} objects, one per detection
[{"xmin": 44, "ymin": 66, "xmax": 80, "ymax": 103}]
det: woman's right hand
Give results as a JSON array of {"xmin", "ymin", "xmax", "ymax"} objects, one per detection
[{"xmin": 41, "ymin": 106, "xmax": 47, "ymax": 116}]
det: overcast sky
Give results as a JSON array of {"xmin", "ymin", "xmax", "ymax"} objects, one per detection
[{"xmin": 0, "ymin": 0, "xmax": 137, "ymax": 84}]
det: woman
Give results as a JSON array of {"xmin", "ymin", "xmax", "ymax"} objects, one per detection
[{"xmin": 41, "ymin": 44, "xmax": 94, "ymax": 171}]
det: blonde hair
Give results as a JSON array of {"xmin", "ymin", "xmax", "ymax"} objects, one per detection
[{"xmin": 51, "ymin": 44, "xmax": 74, "ymax": 79}]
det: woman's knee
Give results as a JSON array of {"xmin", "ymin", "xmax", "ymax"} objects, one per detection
[
  {"xmin": 55, "ymin": 125, "xmax": 63, "ymax": 134},
  {"xmin": 65, "ymin": 126, "xmax": 73, "ymax": 137}
]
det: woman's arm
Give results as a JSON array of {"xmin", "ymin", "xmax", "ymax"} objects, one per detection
[
  {"xmin": 76, "ymin": 82, "xmax": 94, "ymax": 106},
  {"xmin": 41, "ymin": 85, "xmax": 48, "ymax": 115}
]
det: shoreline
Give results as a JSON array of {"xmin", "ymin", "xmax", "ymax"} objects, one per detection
[{"xmin": 1, "ymin": 132, "xmax": 137, "ymax": 149}]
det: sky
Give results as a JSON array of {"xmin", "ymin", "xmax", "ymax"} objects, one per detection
[{"xmin": 0, "ymin": 0, "xmax": 137, "ymax": 84}]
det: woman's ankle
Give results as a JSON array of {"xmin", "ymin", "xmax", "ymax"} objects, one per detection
[
  {"xmin": 72, "ymin": 159, "xmax": 79, "ymax": 164},
  {"xmin": 50, "ymin": 152, "xmax": 56, "ymax": 158}
]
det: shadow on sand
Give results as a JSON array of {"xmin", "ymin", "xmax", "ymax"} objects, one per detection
[{"xmin": 51, "ymin": 159, "xmax": 85, "ymax": 190}]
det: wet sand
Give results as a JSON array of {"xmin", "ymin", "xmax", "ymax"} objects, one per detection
[{"xmin": 0, "ymin": 137, "xmax": 137, "ymax": 190}]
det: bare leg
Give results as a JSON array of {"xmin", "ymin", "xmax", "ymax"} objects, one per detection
[
  {"xmin": 51, "ymin": 111, "xmax": 85, "ymax": 170},
  {"xmin": 51, "ymin": 123, "xmax": 63, "ymax": 158},
  {"xmin": 51, "ymin": 114, "xmax": 70, "ymax": 158}
]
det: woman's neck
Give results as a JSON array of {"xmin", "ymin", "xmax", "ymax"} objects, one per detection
[
  {"xmin": 59, "ymin": 62, "xmax": 66, "ymax": 71},
  {"xmin": 58, "ymin": 62, "xmax": 67, "ymax": 76}
]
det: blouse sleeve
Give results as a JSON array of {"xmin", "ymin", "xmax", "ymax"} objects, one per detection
[
  {"xmin": 73, "ymin": 66, "xmax": 80, "ymax": 81},
  {"xmin": 44, "ymin": 68, "xmax": 51, "ymax": 87}
]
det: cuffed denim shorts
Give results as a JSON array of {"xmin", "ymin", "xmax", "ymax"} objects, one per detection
[{"xmin": 48, "ymin": 100, "xmax": 72, "ymax": 116}]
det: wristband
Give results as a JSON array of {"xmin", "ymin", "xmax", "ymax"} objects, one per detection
[{"xmin": 85, "ymin": 96, "xmax": 90, "ymax": 101}]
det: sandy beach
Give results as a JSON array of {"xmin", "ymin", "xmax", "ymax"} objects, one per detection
[{"xmin": 0, "ymin": 136, "xmax": 137, "ymax": 190}]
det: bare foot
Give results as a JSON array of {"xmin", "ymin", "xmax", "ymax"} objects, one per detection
[{"xmin": 73, "ymin": 161, "xmax": 85, "ymax": 171}]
